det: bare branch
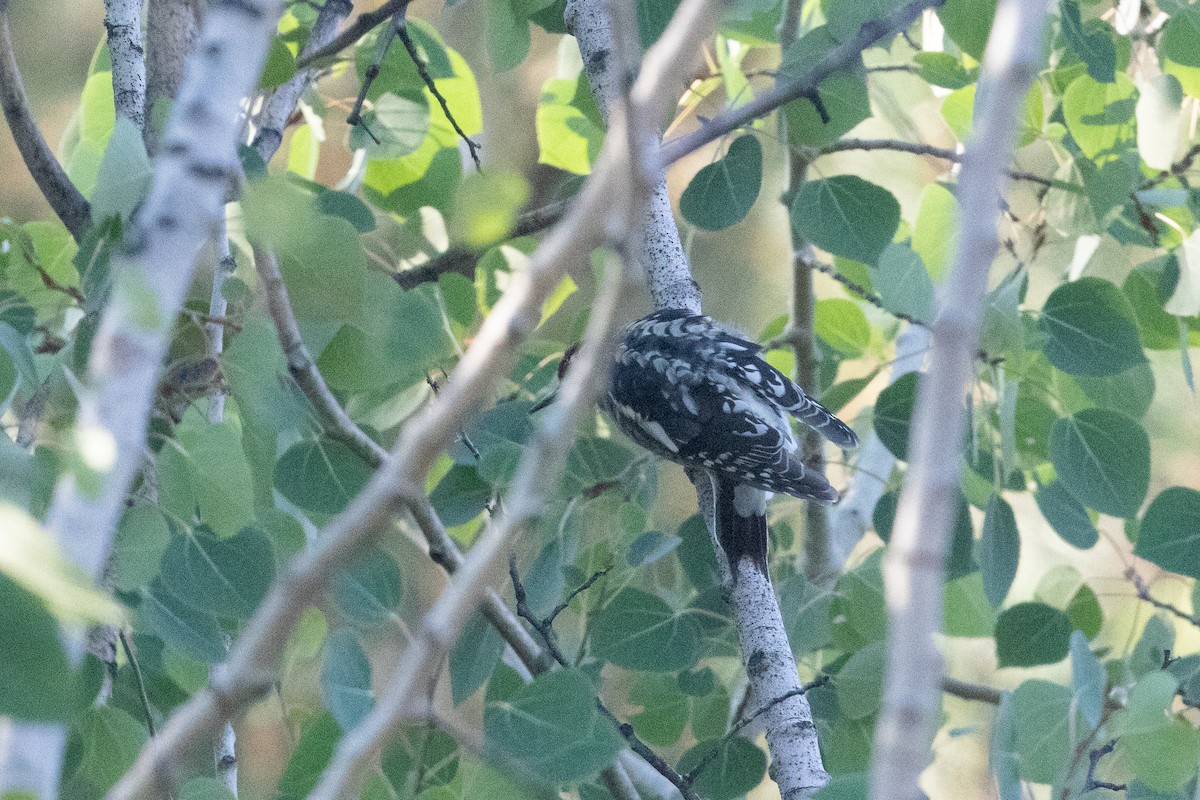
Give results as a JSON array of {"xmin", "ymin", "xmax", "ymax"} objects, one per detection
[
  {"xmin": 869, "ymin": 3, "xmax": 1050, "ymax": 799},
  {"xmin": 293, "ymin": 0, "xmax": 413, "ymax": 72},
  {"xmin": 940, "ymin": 676, "xmax": 1002, "ymax": 705},
  {"xmin": 104, "ymin": 0, "xmax": 146, "ymax": 130},
  {"xmin": 1127, "ymin": 568, "xmax": 1200, "ymax": 628},
  {"xmin": 660, "ymin": 0, "xmax": 943, "ymax": 167},
  {"xmin": 0, "ymin": 0, "xmax": 92, "ymax": 240},
  {"xmin": 253, "ymin": 0, "xmax": 352, "ymax": 162}
]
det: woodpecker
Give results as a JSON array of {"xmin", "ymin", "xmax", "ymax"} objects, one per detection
[{"xmin": 535, "ymin": 308, "xmax": 858, "ymax": 572}]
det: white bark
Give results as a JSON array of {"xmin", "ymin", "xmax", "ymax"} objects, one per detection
[
  {"xmin": 568, "ymin": 1, "xmax": 827, "ymax": 796},
  {"xmin": 826, "ymin": 325, "xmax": 931, "ymax": 572},
  {"xmin": 252, "ymin": 0, "xmax": 352, "ymax": 162},
  {"xmin": 104, "ymin": 0, "xmax": 146, "ymax": 129},
  {"xmin": 0, "ymin": 4, "xmax": 281, "ymax": 798},
  {"xmin": 868, "ymin": 2, "xmax": 1049, "ymax": 799}
]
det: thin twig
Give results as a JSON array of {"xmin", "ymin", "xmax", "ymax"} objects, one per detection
[
  {"xmin": 1126, "ymin": 568, "xmax": 1200, "ymax": 628},
  {"xmin": 119, "ymin": 631, "xmax": 157, "ymax": 737},
  {"xmin": 1084, "ymin": 740, "xmax": 1126, "ymax": 792},
  {"xmin": 395, "ymin": 11, "xmax": 481, "ymax": 170},
  {"xmin": 660, "ymin": 0, "xmax": 943, "ymax": 165},
  {"xmin": 509, "ymin": 557, "xmax": 569, "ymax": 666},
  {"xmin": 940, "ymin": 676, "xmax": 1002, "ymax": 705},
  {"xmin": 294, "ymin": 0, "xmax": 413, "ymax": 71},
  {"xmin": 545, "ymin": 566, "xmax": 611, "ymax": 626}
]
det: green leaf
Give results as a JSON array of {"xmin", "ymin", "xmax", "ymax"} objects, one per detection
[
  {"xmin": 913, "ymin": 52, "xmax": 975, "ymax": 89},
  {"xmin": 780, "ymin": 27, "xmax": 869, "ymax": 147},
  {"xmin": 90, "ymin": 116, "xmax": 151, "ymax": 222},
  {"xmin": 778, "ymin": 573, "xmax": 832, "ymax": 654},
  {"xmin": 276, "ymin": 712, "xmax": 341, "ymax": 800},
  {"xmin": 677, "ymin": 737, "xmax": 766, "ymax": 800},
  {"xmin": 1060, "ymin": 0, "xmax": 1116, "ymax": 83},
  {"xmin": 1114, "ymin": 672, "xmax": 1200, "ymax": 792},
  {"xmin": 159, "ymin": 526, "xmax": 275, "ymax": 620},
  {"xmin": 155, "ymin": 409, "xmax": 256, "ymax": 538},
  {"xmin": 874, "ymin": 244, "xmax": 934, "ymax": 324},
  {"xmin": 176, "ymin": 777, "xmax": 236, "ymax": 800},
  {"xmin": 874, "ymin": 372, "xmax": 918, "ymax": 460},
  {"xmin": 483, "ymin": 668, "xmax": 622, "ymax": 783},
  {"xmin": 468, "ymin": 401, "xmax": 536, "ymax": 486},
  {"xmin": 381, "ymin": 725, "xmax": 460, "ymax": 794},
  {"xmin": 1062, "ymin": 73, "xmax": 1137, "ymax": 162},
  {"xmin": 1162, "ymin": 5, "xmax": 1200, "ymax": 68},
  {"xmin": 626, "ymin": 530, "xmax": 682, "ymax": 567},
  {"xmin": 629, "ymin": 674, "xmax": 688, "ymax": 746},
  {"xmin": 70, "ymin": 707, "xmax": 149, "ymax": 795},
  {"xmin": 0, "ymin": 574, "xmax": 76, "ymax": 720},
  {"xmin": 1038, "ymin": 278, "xmax": 1145, "ymax": 376},
  {"xmin": 321, "ymin": 629, "xmax": 375, "ymax": 730},
  {"xmin": 243, "ymin": 178, "xmax": 366, "ymax": 322},
  {"xmin": 943, "ymin": 572, "xmax": 998, "ymax": 637},
  {"xmin": 261, "ymin": 36, "xmax": 298, "ymax": 88},
  {"xmin": 813, "ymin": 299, "xmax": 871, "ymax": 357},
  {"xmin": 275, "ymin": 438, "xmax": 374, "ymax": 516},
  {"xmin": 1049, "ymin": 409, "xmax": 1150, "ymax": 518},
  {"xmin": 1069, "ymin": 631, "xmax": 1105, "ymax": 729},
  {"xmin": 450, "ymin": 612, "xmax": 505, "ymax": 705},
  {"xmin": 332, "ymin": 547, "xmax": 403, "ymax": 627},
  {"xmin": 1066, "ymin": 583, "xmax": 1103, "ymax": 639},
  {"xmin": 1134, "ymin": 487, "xmax": 1200, "ymax": 579},
  {"xmin": 536, "ymin": 76, "xmax": 603, "ymax": 175},
  {"xmin": 1035, "ymin": 480, "xmax": 1099, "ymax": 549},
  {"xmin": 449, "ymin": 170, "xmax": 529, "ymax": 248},
  {"xmin": 831, "ymin": 550, "xmax": 885, "ymax": 650},
  {"xmin": 590, "ymin": 588, "xmax": 701, "ymax": 672},
  {"xmin": 791, "ymin": 176, "xmax": 900, "ymax": 266},
  {"xmin": 680, "ymin": 136, "xmax": 763, "ymax": 231},
  {"xmin": 348, "ymin": 92, "xmax": 430, "ymax": 159},
  {"xmin": 1075, "ymin": 361, "xmax": 1155, "ymax": 420},
  {"xmin": 112, "ymin": 505, "xmax": 171, "ymax": 592},
  {"xmin": 995, "ymin": 603, "xmax": 1071, "ymax": 668},
  {"xmin": 141, "ymin": 580, "xmax": 227, "ymax": 662},
  {"xmin": 834, "ymin": 640, "xmax": 885, "ymax": 720},
  {"xmin": 430, "ymin": 465, "xmax": 492, "ymax": 527},
  {"xmin": 937, "ymin": 0, "xmax": 997, "ymax": 59},
  {"xmin": 980, "ymin": 495, "xmax": 1019, "ymax": 608},
  {"xmin": 1010, "ymin": 680, "xmax": 1072, "ymax": 783}
]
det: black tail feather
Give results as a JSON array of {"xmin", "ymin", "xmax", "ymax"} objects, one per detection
[{"xmin": 715, "ymin": 479, "xmax": 768, "ymax": 577}]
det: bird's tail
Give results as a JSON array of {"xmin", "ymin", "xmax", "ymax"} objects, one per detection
[{"xmin": 714, "ymin": 478, "xmax": 768, "ymax": 577}]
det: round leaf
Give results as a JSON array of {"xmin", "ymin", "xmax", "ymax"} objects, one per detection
[
  {"xmin": 1035, "ymin": 480, "xmax": 1099, "ymax": 549},
  {"xmin": 275, "ymin": 438, "xmax": 374, "ymax": 515},
  {"xmin": 995, "ymin": 602, "xmax": 1071, "ymax": 668},
  {"xmin": 1038, "ymin": 278, "xmax": 1145, "ymax": 376},
  {"xmin": 483, "ymin": 669, "xmax": 623, "ymax": 783},
  {"xmin": 0, "ymin": 574, "xmax": 76, "ymax": 720},
  {"xmin": 790, "ymin": 176, "xmax": 900, "ymax": 266},
  {"xmin": 680, "ymin": 135, "xmax": 763, "ymax": 230},
  {"xmin": 590, "ymin": 588, "xmax": 701, "ymax": 672},
  {"xmin": 333, "ymin": 546, "xmax": 403, "ymax": 627},
  {"xmin": 321, "ymin": 629, "xmax": 375, "ymax": 731},
  {"xmin": 677, "ymin": 737, "xmax": 766, "ymax": 800},
  {"xmin": 159, "ymin": 526, "xmax": 275, "ymax": 620},
  {"xmin": 1049, "ymin": 409, "xmax": 1150, "ymax": 518},
  {"xmin": 1134, "ymin": 487, "xmax": 1200, "ymax": 579},
  {"xmin": 1062, "ymin": 73, "xmax": 1137, "ymax": 162}
]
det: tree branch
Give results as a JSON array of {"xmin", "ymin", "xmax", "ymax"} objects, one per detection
[
  {"xmin": 869, "ymin": 2, "xmax": 1049, "ymax": 799},
  {"xmin": 0, "ymin": 4, "xmax": 284, "ymax": 799},
  {"xmin": 0, "ymin": 0, "xmax": 92, "ymax": 240},
  {"xmin": 252, "ymin": 0, "xmax": 352, "ymax": 162},
  {"xmin": 659, "ymin": 0, "xmax": 944, "ymax": 166},
  {"xmin": 143, "ymin": 0, "xmax": 202, "ymax": 153},
  {"xmin": 104, "ymin": 0, "xmax": 146, "ymax": 130},
  {"xmin": 293, "ymin": 0, "xmax": 413, "ymax": 72}
]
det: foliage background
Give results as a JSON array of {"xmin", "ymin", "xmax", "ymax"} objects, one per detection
[{"xmin": 2, "ymin": 1, "xmax": 1200, "ymax": 799}]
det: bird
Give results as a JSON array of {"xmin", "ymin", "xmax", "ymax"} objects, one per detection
[{"xmin": 534, "ymin": 308, "xmax": 858, "ymax": 573}]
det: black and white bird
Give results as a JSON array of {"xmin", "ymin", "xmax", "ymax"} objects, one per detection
[{"xmin": 536, "ymin": 308, "xmax": 858, "ymax": 572}]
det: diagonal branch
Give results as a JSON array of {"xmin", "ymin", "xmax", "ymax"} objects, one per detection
[
  {"xmin": 293, "ymin": 0, "xmax": 412, "ymax": 72},
  {"xmin": 868, "ymin": 2, "xmax": 1050, "ymax": 799},
  {"xmin": 252, "ymin": 0, "xmax": 352, "ymax": 162},
  {"xmin": 0, "ymin": 0, "xmax": 92, "ymax": 240},
  {"xmin": 659, "ymin": 0, "xmax": 944, "ymax": 166}
]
